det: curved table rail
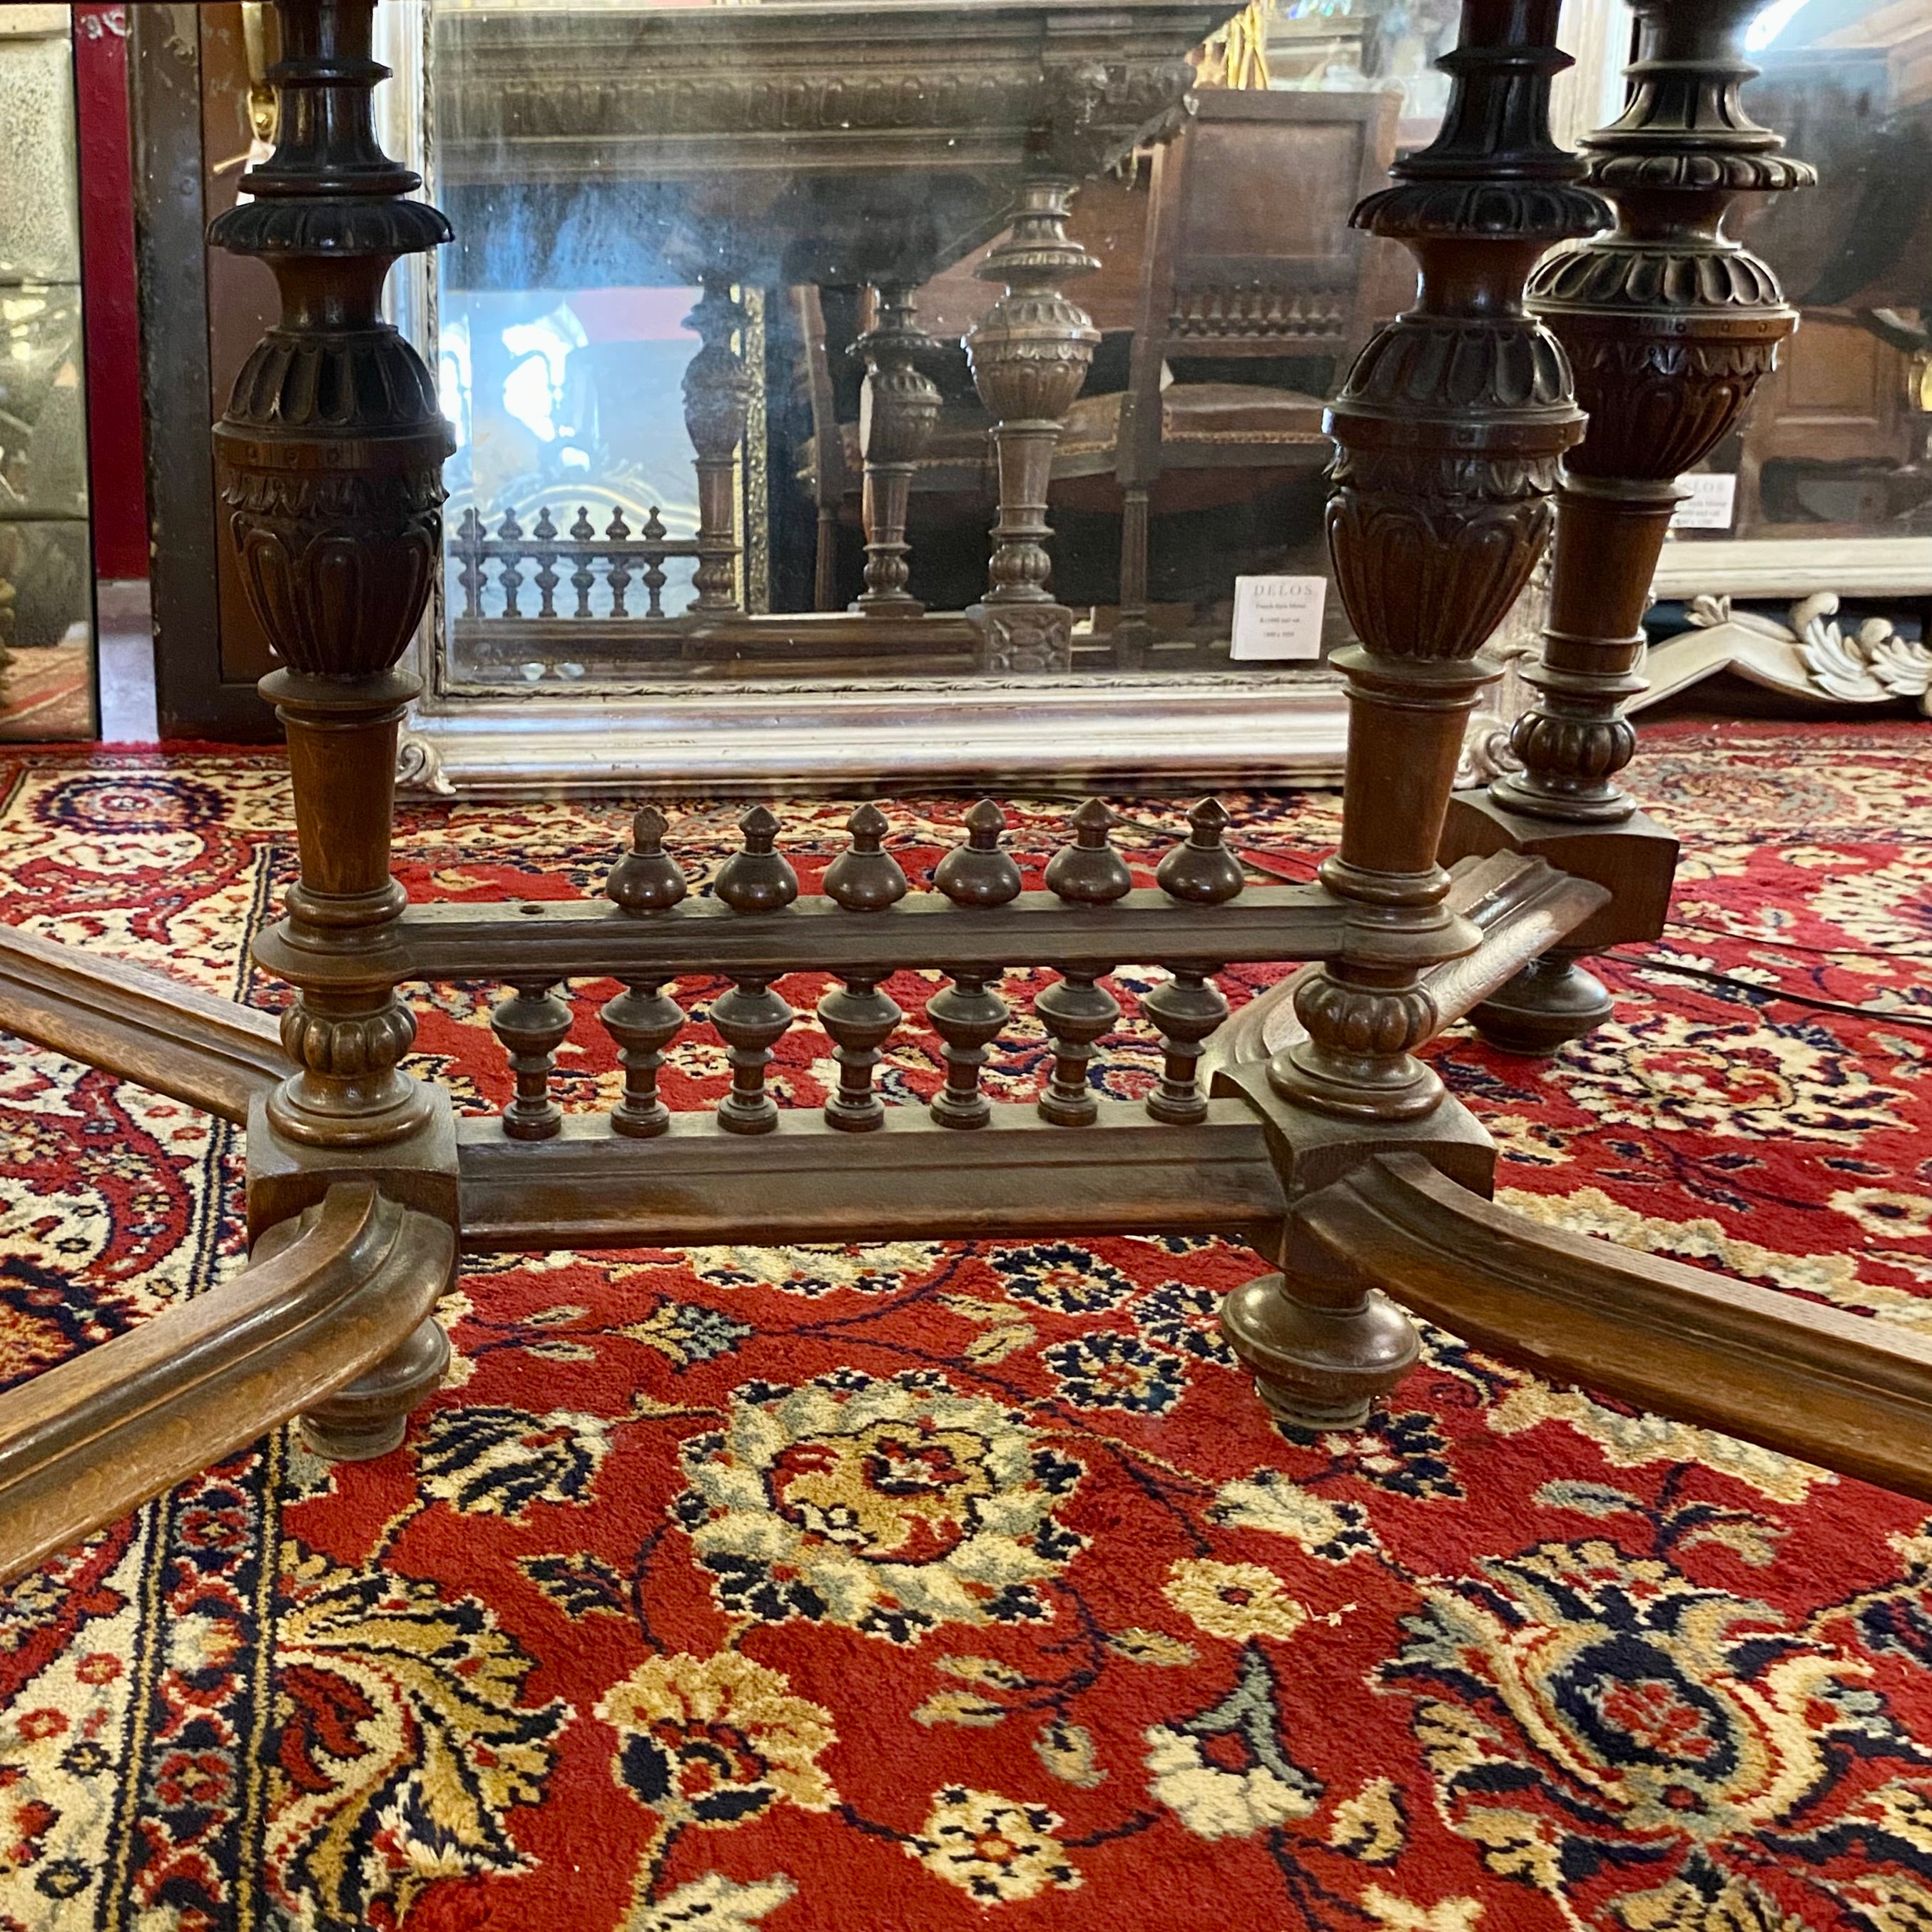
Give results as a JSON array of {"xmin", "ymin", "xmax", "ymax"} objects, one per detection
[
  {"xmin": 0, "ymin": 925, "xmax": 288, "ymax": 1124},
  {"xmin": 1203, "ymin": 853, "xmax": 1607, "ymax": 1077},
  {"xmin": 1293, "ymin": 1152, "xmax": 1932, "ymax": 1500},
  {"xmin": 0, "ymin": 1184, "xmax": 455, "ymax": 1585}
]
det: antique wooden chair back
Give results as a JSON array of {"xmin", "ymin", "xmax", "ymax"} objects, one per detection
[
  {"xmin": 793, "ymin": 286, "xmax": 854, "ymax": 611},
  {"xmin": 1052, "ymin": 88, "xmax": 1399, "ymax": 657}
]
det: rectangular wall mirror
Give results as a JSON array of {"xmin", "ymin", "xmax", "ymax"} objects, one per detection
[{"xmin": 387, "ymin": 0, "xmax": 1628, "ymax": 795}]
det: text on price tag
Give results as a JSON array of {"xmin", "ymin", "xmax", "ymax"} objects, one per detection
[{"xmin": 1230, "ymin": 575, "xmax": 1327, "ymax": 661}]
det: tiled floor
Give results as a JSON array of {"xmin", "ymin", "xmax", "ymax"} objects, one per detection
[{"xmin": 95, "ymin": 576, "xmax": 158, "ymax": 744}]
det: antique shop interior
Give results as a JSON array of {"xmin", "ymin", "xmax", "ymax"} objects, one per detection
[{"xmin": 4, "ymin": 1, "xmax": 1932, "ymax": 1928}]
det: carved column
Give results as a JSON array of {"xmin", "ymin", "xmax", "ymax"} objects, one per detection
[
  {"xmin": 214, "ymin": 0, "xmax": 455, "ymax": 1458},
  {"xmin": 682, "ymin": 273, "xmax": 755, "ymax": 616},
  {"xmin": 1221, "ymin": 0, "xmax": 1606, "ymax": 1428},
  {"xmin": 1268, "ymin": 0, "xmax": 1604, "ymax": 1122},
  {"xmin": 1442, "ymin": 0, "xmax": 1809, "ymax": 1051},
  {"xmin": 853, "ymin": 285, "xmax": 941, "ymax": 615},
  {"xmin": 964, "ymin": 176, "xmax": 1099, "ymax": 673}
]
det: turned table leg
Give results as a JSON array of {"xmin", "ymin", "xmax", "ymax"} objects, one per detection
[
  {"xmin": 213, "ymin": 0, "xmax": 458, "ymax": 1459},
  {"xmin": 682, "ymin": 271, "xmax": 755, "ymax": 619},
  {"xmin": 1221, "ymin": 0, "xmax": 1606, "ymax": 1427},
  {"xmin": 965, "ymin": 176, "xmax": 1099, "ymax": 674},
  {"xmin": 853, "ymin": 284, "xmax": 940, "ymax": 616},
  {"xmin": 1443, "ymin": 0, "xmax": 1809, "ymax": 1052}
]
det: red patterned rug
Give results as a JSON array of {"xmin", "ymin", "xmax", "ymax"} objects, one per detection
[{"xmin": 3, "ymin": 723, "xmax": 1932, "ymax": 1932}]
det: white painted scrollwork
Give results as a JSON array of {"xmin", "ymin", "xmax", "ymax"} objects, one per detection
[{"xmin": 1633, "ymin": 591, "xmax": 1932, "ymax": 716}]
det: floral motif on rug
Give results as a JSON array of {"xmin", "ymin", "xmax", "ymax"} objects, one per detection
[{"xmin": 0, "ymin": 723, "xmax": 1930, "ymax": 1931}]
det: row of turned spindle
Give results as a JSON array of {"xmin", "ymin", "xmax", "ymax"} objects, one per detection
[
  {"xmin": 454, "ymin": 504, "xmax": 694, "ymax": 622},
  {"xmin": 489, "ymin": 796, "xmax": 1249, "ymax": 1140}
]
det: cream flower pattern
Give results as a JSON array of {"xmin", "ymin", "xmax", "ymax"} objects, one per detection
[
  {"xmin": 689, "ymin": 1242, "xmax": 947, "ymax": 1298},
  {"xmin": 1556, "ymin": 1015, "xmax": 1907, "ymax": 1142},
  {"xmin": 1384, "ymin": 1539, "xmax": 1932, "ymax": 1916},
  {"xmin": 1146, "ymin": 1647, "xmax": 1322, "ymax": 1840},
  {"xmin": 911, "ymin": 1786, "xmax": 1081, "ymax": 1903},
  {"xmin": 598, "ymin": 1652, "xmax": 836, "ymax": 1829},
  {"xmin": 673, "ymin": 1369, "xmax": 1084, "ymax": 1642},
  {"xmin": 1163, "ymin": 1559, "xmax": 1307, "ymax": 1642},
  {"xmin": 264, "ymin": 1552, "xmax": 564, "ymax": 1928}
]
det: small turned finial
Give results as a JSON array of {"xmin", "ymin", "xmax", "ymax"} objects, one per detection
[
  {"xmin": 934, "ymin": 799, "xmax": 1023, "ymax": 907},
  {"xmin": 714, "ymin": 804, "xmax": 799, "ymax": 913},
  {"xmin": 823, "ymin": 803, "xmax": 910, "ymax": 912},
  {"xmin": 1156, "ymin": 798, "xmax": 1245, "ymax": 905},
  {"xmin": 606, "ymin": 805, "xmax": 688, "ymax": 912},
  {"xmin": 1044, "ymin": 798, "xmax": 1132, "ymax": 905}
]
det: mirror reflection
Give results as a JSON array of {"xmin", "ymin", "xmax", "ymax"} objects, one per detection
[
  {"xmin": 430, "ymin": 0, "xmax": 1451, "ymax": 687},
  {"xmin": 1670, "ymin": 0, "xmax": 1932, "ymax": 546},
  {"xmin": 427, "ymin": 0, "xmax": 1931, "ymax": 696},
  {"xmin": 0, "ymin": 6, "xmax": 94, "ymax": 742}
]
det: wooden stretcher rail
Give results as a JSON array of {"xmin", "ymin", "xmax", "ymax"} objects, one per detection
[
  {"xmin": 1202, "ymin": 853, "xmax": 1610, "ymax": 1074},
  {"xmin": 456, "ymin": 1098, "xmax": 1286, "ymax": 1250},
  {"xmin": 0, "ymin": 1185, "xmax": 455, "ymax": 1585},
  {"xmin": 0, "ymin": 925, "xmax": 289, "ymax": 1124},
  {"xmin": 1296, "ymin": 1153, "xmax": 1932, "ymax": 1502},
  {"xmin": 397, "ymin": 884, "xmax": 1346, "ymax": 982}
]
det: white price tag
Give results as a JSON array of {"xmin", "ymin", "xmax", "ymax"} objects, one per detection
[
  {"xmin": 1230, "ymin": 574, "xmax": 1327, "ymax": 662},
  {"xmin": 1671, "ymin": 472, "xmax": 1737, "ymax": 531}
]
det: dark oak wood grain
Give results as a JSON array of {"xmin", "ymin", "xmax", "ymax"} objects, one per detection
[
  {"xmin": 1220, "ymin": 0, "xmax": 1607, "ymax": 1427},
  {"xmin": 1201, "ymin": 853, "xmax": 1610, "ymax": 1073},
  {"xmin": 454, "ymin": 1102, "xmax": 1286, "ymax": 1253},
  {"xmin": 1441, "ymin": 0, "xmax": 1811, "ymax": 1049},
  {"xmin": 397, "ymin": 884, "xmax": 1346, "ymax": 983},
  {"xmin": 211, "ymin": 0, "xmax": 457, "ymax": 1447}
]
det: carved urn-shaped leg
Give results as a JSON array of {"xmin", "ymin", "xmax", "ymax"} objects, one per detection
[
  {"xmin": 682, "ymin": 273, "xmax": 756, "ymax": 617},
  {"xmin": 1221, "ymin": 0, "xmax": 1607, "ymax": 1428},
  {"xmin": 853, "ymin": 285, "xmax": 942, "ymax": 615},
  {"xmin": 213, "ymin": 0, "xmax": 456, "ymax": 1458},
  {"xmin": 1444, "ymin": 0, "xmax": 1810, "ymax": 1052},
  {"xmin": 965, "ymin": 177, "xmax": 1099, "ymax": 675}
]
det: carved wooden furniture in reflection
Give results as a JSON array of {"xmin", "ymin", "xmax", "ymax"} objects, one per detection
[
  {"xmin": 434, "ymin": 0, "xmax": 1230, "ymax": 658},
  {"xmin": 457, "ymin": 505, "xmax": 699, "ymax": 626},
  {"xmin": 1052, "ymin": 88, "xmax": 1399, "ymax": 664},
  {"xmin": 11, "ymin": 0, "xmax": 1932, "ymax": 1591},
  {"xmin": 851, "ymin": 286, "xmax": 945, "ymax": 616},
  {"xmin": 795, "ymin": 285, "xmax": 997, "ymax": 620},
  {"xmin": 1725, "ymin": 50, "xmax": 1926, "ymax": 534},
  {"xmin": 794, "ymin": 170, "xmax": 1154, "ymax": 622},
  {"xmin": 1437, "ymin": 0, "xmax": 1811, "ymax": 1051}
]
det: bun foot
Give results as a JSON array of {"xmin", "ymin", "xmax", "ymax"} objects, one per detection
[
  {"xmin": 299, "ymin": 1314, "xmax": 450, "ymax": 1461},
  {"xmin": 1469, "ymin": 948, "xmax": 1613, "ymax": 1055},
  {"xmin": 1219, "ymin": 1270, "xmax": 1419, "ymax": 1433}
]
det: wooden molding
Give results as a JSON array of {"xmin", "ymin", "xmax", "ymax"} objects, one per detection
[
  {"xmin": 1294, "ymin": 1154, "xmax": 1932, "ymax": 1501},
  {"xmin": 0, "ymin": 1185, "xmax": 454, "ymax": 1583},
  {"xmin": 0, "ymin": 923, "xmax": 288, "ymax": 1123}
]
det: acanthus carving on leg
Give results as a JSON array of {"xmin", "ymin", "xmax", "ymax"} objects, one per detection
[
  {"xmin": 1221, "ymin": 0, "xmax": 1607, "ymax": 1428},
  {"xmin": 1444, "ymin": 0, "xmax": 1810, "ymax": 1052},
  {"xmin": 212, "ymin": 0, "xmax": 456, "ymax": 1455},
  {"xmin": 1269, "ymin": 0, "xmax": 1605, "ymax": 1124},
  {"xmin": 1493, "ymin": 0, "xmax": 1810, "ymax": 825}
]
